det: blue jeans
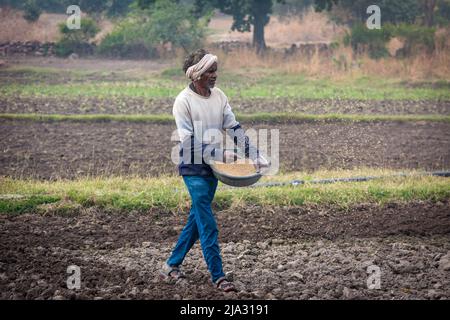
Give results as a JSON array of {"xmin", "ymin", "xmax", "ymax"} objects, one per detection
[{"xmin": 167, "ymin": 175, "xmax": 225, "ymax": 283}]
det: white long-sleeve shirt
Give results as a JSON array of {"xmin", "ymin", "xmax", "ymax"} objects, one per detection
[{"xmin": 172, "ymin": 85, "xmax": 258, "ymax": 176}]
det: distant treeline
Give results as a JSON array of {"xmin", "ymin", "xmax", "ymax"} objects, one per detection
[
  {"xmin": 0, "ymin": 0, "xmax": 134, "ymax": 20},
  {"xmin": 1, "ymin": 0, "xmax": 448, "ymax": 58}
]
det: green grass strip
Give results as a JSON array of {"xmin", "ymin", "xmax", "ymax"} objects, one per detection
[
  {"xmin": 2, "ymin": 78, "xmax": 450, "ymax": 100},
  {"xmin": 2, "ymin": 66, "xmax": 450, "ymax": 100},
  {"xmin": 1, "ymin": 113, "xmax": 449, "ymax": 123},
  {"xmin": 0, "ymin": 170, "xmax": 449, "ymax": 214},
  {"xmin": 0, "ymin": 113, "xmax": 174, "ymax": 123},
  {"xmin": 236, "ymin": 113, "xmax": 450, "ymax": 123}
]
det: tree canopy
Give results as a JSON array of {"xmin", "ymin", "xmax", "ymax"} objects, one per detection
[
  {"xmin": 0, "ymin": 0, "xmax": 133, "ymax": 21},
  {"xmin": 314, "ymin": 0, "xmax": 450, "ymax": 26}
]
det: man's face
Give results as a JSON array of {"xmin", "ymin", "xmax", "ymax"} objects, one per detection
[{"xmin": 198, "ymin": 62, "xmax": 217, "ymax": 89}]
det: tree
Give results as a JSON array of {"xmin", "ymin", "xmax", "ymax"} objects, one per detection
[
  {"xmin": 314, "ymin": 0, "xmax": 450, "ymax": 26},
  {"xmin": 314, "ymin": 0, "xmax": 420, "ymax": 25},
  {"xmin": 273, "ymin": 0, "xmax": 313, "ymax": 20},
  {"xmin": 313, "ymin": 0, "xmax": 338, "ymax": 12},
  {"xmin": 76, "ymin": 0, "xmax": 108, "ymax": 16},
  {"xmin": 193, "ymin": 0, "xmax": 284, "ymax": 53},
  {"xmin": 0, "ymin": 0, "xmax": 133, "ymax": 21},
  {"xmin": 436, "ymin": 0, "xmax": 450, "ymax": 24},
  {"xmin": 421, "ymin": 0, "xmax": 437, "ymax": 26},
  {"xmin": 106, "ymin": 0, "xmax": 134, "ymax": 17}
]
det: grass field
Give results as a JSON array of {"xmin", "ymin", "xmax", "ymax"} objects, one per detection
[
  {"xmin": 1, "ymin": 169, "xmax": 449, "ymax": 214},
  {"xmin": 2, "ymin": 66, "xmax": 450, "ymax": 100}
]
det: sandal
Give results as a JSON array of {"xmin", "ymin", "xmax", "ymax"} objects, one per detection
[
  {"xmin": 160, "ymin": 263, "xmax": 186, "ymax": 281},
  {"xmin": 215, "ymin": 277, "xmax": 237, "ymax": 292}
]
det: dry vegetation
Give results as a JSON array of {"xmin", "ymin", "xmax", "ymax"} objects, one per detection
[
  {"xmin": 217, "ymin": 31, "xmax": 450, "ymax": 81},
  {"xmin": 218, "ymin": 47, "xmax": 450, "ymax": 81},
  {"xmin": 208, "ymin": 9, "xmax": 450, "ymax": 81},
  {"xmin": 0, "ymin": 8, "xmax": 112, "ymax": 43},
  {"xmin": 208, "ymin": 9, "xmax": 346, "ymax": 47},
  {"xmin": 0, "ymin": 8, "xmax": 65, "ymax": 42}
]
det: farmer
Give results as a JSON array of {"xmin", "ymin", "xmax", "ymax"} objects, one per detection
[{"xmin": 161, "ymin": 49, "xmax": 269, "ymax": 292}]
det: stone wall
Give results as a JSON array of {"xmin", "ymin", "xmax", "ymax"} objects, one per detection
[
  {"xmin": 210, "ymin": 40, "xmax": 333, "ymax": 57},
  {"xmin": 1, "ymin": 40, "xmax": 334, "ymax": 58},
  {"xmin": 0, "ymin": 41, "xmax": 56, "ymax": 57}
]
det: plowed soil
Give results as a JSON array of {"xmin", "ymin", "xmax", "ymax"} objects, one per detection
[
  {"xmin": 0, "ymin": 120, "xmax": 448, "ymax": 179},
  {"xmin": 1, "ymin": 201, "xmax": 449, "ymax": 300},
  {"xmin": 1, "ymin": 95, "xmax": 449, "ymax": 115}
]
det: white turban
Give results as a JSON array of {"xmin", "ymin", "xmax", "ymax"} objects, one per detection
[{"xmin": 185, "ymin": 53, "xmax": 218, "ymax": 81}]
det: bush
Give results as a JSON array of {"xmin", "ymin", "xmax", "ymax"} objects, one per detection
[
  {"xmin": 98, "ymin": 0, "xmax": 207, "ymax": 59},
  {"xmin": 393, "ymin": 24, "xmax": 436, "ymax": 56},
  {"xmin": 97, "ymin": 15, "xmax": 159, "ymax": 59},
  {"xmin": 58, "ymin": 17, "xmax": 100, "ymax": 42},
  {"xmin": 344, "ymin": 23, "xmax": 436, "ymax": 59},
  {"xmin": 55, "ymin": 17, "xmax": 100, "ymax": 57},
  {"xmin": 23, "ymin": 0, "xmax": 42, "ymax": 22},
  {"xmin": 149, "ymin": 0, "xmax": 206, "ymax": 52},
  {"xmin": 344, "ymin": 23, "xmax": 393, "ymax": 59}
]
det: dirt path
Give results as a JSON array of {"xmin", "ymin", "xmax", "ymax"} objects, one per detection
[
  {"xmin": 0, "ymin": 120, "xmax": 449, "ymax": 179},
  {"xmin": 1, "ymin": 201, "xmax": 449, "ymax": 300}
]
